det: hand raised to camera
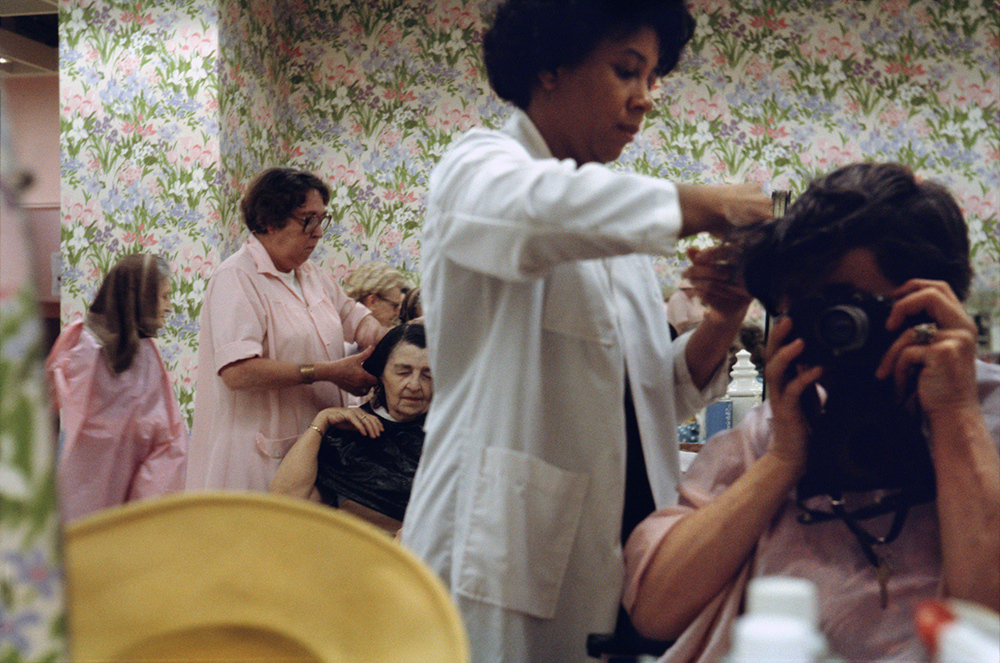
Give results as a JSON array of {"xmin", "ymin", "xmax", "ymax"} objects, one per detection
[
  {"xmin": 876, "ymin": 279, "xmax": 979, "ymax": 417},
  {"xmin": 762, "ymin": 316, "xmax": 822, "ymax": 477}
]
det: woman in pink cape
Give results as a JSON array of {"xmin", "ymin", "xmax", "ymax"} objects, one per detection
[{"xmin": 47, "ymin": 253, "xmax": 188, "ymax": 522}]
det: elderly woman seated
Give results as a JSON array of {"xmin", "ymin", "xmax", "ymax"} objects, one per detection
[{"xmin": 270, "ymin": 324, "xmax": 431, "ymax": 534}]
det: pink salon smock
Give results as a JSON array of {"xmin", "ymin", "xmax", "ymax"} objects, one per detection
[
  {"xmin": 187, "ymin": 234, "xmax": 371, "ymax": 491},
  {"xmin": 622, "ymin": 360, "xmax": 1000, "ymax": 663},
  {"xmin": 400, "ymin": 109, "xmax": 728, "ymax": 663},
  {"xmin": 47, "ymin": 319, "xmax": 188, "ymax": 522}
]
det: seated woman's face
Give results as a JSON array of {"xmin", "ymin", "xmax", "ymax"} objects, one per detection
[{"xmin": 380, "ymin": 342, "xmax": 432, "ymax": 421}]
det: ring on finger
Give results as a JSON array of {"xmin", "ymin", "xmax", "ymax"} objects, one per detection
[{"xmin": 912, "ymin": 322, "xmax": 938, "ymax": 345}]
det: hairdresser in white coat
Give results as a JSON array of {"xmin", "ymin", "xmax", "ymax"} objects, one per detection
[{"xmin": 400, "ymin": 1, "xmax": 773, "ymax": 661}]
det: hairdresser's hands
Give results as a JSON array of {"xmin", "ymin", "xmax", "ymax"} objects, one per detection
[
  {"xmin": 763, "ymin": 316, "xmax": 821, "ymax": 476},
  {"xmin": 683, "ymin": 245, "xmax": 751, "ymax": 320},
  {"xmin": 675, "ymin": 183, "xmax": 773, "ymax": 238},
  {"xmin": 321, "ymin": 345, "xmax": 378, "ymax": 396},
  {"xmin": 876, "ymin": 279, "xmax": 979, "ymax": 418}
]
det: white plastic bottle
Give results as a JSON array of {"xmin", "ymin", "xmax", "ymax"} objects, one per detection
[
  {"xmin": 728, "ymin": 349, "xmax": 762, "ymax": 427},
  {"xmin": 725, "ymin": 576, "xmax": 832, "ymax": 663}
]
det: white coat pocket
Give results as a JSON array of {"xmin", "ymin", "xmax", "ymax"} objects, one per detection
[{"xmin": 456, "ymin": 447, "xmax": 589, "ymax": 619}]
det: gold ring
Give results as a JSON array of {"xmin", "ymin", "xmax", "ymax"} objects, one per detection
[
  {"xmin": 360, "ymin": 413, "xmax": 367, "ymax": 420},
  {"xmin": 912, "ymin": 322, "xmax": 938, "ymax": 345}
]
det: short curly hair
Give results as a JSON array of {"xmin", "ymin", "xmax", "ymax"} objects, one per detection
[
  {"xmin": 483, "ymin": 0, "xmax": 695, "ymax": 109},
  {"xmin": 342, "ymin": 261, "xmax": 409, "ymax": 302},
  {"xmin": 738, "ymin": 162, "xmax": 973, "ymax": 314},
  {"xmin": 241, "ymin": 168, "xmax": 330, "ymax": 234}
]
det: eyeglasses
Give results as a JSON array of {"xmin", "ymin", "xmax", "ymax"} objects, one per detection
[
  {"xmin": 289, "ymin": 212, "xmax": 332, "ymax": 235},
  {"xmin": 377, "ymin": 293, "xmax": 403, "ymax": 311}
]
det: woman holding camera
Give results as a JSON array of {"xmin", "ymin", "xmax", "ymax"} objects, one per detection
[{"xmin": 623, "ymin": 163, "xmax": 1000, "ymax": 663}]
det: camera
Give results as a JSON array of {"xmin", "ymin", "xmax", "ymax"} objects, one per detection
[{"xmin": 786, "ymin": 284, "xmax": 899, "ymax": 369}]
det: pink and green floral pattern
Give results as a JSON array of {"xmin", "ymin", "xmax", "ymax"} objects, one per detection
[{"xmin": 59, "ymin": 0, "xmax": 999, "ymax": 423}]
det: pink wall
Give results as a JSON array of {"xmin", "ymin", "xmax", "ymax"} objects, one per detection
[
  {"xmin": 3, "ymin": 75, "xmax": 60, "ymax": 206},
  {"xmin": 3, "ymin": 75, "xmax": 60, "ymax": 308}
]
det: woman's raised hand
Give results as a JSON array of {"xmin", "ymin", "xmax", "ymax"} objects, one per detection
[{"xmin": 315, "ymin": 406, "xmax": 383, "ymax": 438}]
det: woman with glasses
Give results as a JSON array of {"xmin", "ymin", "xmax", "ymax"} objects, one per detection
[
  {"xmin": 187, "ymin": 168, "xmax": 387, "ymax": 492},
  {"xmin": 343, "ymin": 261, "xmax": 410, "ymax": 328}
]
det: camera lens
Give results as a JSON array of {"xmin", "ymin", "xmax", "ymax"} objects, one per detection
[{"xmin": 816, "ymin": 305, "xmax": 869, "ymax": 356}]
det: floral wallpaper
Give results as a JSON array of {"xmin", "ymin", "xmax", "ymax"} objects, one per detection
[{"xmin": 59, "ymin": 0, "xmax": 999, "ymax": 424}]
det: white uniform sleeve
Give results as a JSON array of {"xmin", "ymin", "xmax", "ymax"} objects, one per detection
[{"xmin": 428, "ymin": 129, "xmax": 683, "ymax": 282}]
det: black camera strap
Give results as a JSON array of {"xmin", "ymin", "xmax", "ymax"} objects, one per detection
[{"xmin": 794, "ymin": 376, "xmax": 936, "ymax": 608}]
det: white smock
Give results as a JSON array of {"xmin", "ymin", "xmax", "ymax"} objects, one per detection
[{"xmin": 400, "ymin": 110, "xmax": 727, "ymax": 662}]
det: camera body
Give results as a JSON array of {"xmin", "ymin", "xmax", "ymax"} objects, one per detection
[{"xmin": 786, "ymin": 284, "xmax": 899, "ymax": 369}]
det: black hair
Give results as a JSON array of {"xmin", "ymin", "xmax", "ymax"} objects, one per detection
[
  {"xmin": 363, "ymin": 324, "xmax": 427, "ymax": 409},
  {"xmin": 738, "ymin": 162, "xmax": 973, "ymax": 314},
  {"xmin": 483, "ymin": 0, "xmax": 695, "ymax": 109},
  {"xmin": 241, "ymin": 167, "xmax": 331, "ymax": 234}
]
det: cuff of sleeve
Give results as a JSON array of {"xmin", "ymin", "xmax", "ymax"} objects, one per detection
[{"xmin": 215, "ymin": 340, "xmax": 263, "ymax": 374}]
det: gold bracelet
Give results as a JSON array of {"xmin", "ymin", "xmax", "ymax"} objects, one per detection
[
  {"xmin": 300, "ymin": 364, "xmax": 316, "ymax": 384},
  {"xmin": 308, "ymin": 425, "xmax": 323, "ymax": 436}
]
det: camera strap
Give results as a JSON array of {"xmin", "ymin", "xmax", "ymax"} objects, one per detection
[{"xmin": 794, "ymin": 377, "xmax": 936, "ymax": 608}]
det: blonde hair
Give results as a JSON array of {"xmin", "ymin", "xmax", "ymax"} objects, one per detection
[{"xmin": 343, "ymin": 261, "xmax": 408, "ymax": 301}]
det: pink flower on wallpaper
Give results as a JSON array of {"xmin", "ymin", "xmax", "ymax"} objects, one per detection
[
  {"xmin": 383, "ymin": 184, "xmax": 417, "ymax": 204},
  {"xmin": 879, "ymin": 104, "xmax": 907, "ymax": 128},
  {"xmin": 331, "ymin": 164, "xmax": 361, "ymax": 186},
  {"xmin": 167, "ymin": 138, "xmax": 216, "ymax": 169},
  {"xmin": 381, "ymin": 128, "xmax": 403, "ymax": 148},
  {"xmin": 689, "ymin": 0, "xmax": 728, "ymax": 13},
  {"xmin": 879, "ymin": 0, "xmax": 910, "ymax": 18},
  {"xmin": 63, "ymin": 94, "xmax": 98, "ymax": 118},
  {"xmin": 683, "ymin": 91, "xmax": 724, "ymax": 121},
  {"xmin": 745, "ymin": 164, "xmax": 773, "ymax": 185},
  {"xmin": 165, "ymin": 27, "xmax": 215, "ymax": 58},
  {"xmin": 804, "ymin": 30, "xmax": 858, "ymax": 60},
  {"xmin": 122, "ymin": 230, "xmax": 156, "ymax": 247},
  {"xmin": 380, "ymin": 227, "xmax": 402, "ymax": 248},
  {"xmin": 745, "ymin": 55, "xmax": 772, "ymax": 80},
  {"xmin": 963, "ymin": 193, "xmax": 999, "ymax": 221},
  {"xmin": 120, "ymin": 8, "xmax": 153, "ymax": 26},
  {"xmin": 380, "ymin": 26, "xmax": 403, "ymax": 48},
  {"xmin": 328, "ymin": 64, "xmax": 362, "ymax": 87},
  {"xmin": 116, "ymin": 53, "xmax": 140, "ymax": 75},
  {"xmin": 122, "ymin": 115, "xmax": 155, "ymax": 137},
  {"xmin": 886, "ymin": 56, "xmax": 926, "ymax": 78},
  {"xmin": 119, "ymin": 163, "xmax": 142, "ymax": 186},
  {"xmin": 440, "ymin": 105, "xmax": 475, "ymax": 131},
  {"xmin": 749, "ymin": 9, "xmax": 788, "ymax": 31},
  {"xmin": 179, "ymin": 248, "xmax": 215, "ymax": 279},
  {"xmin": 939, "ymin": 77, "xmax": 998, "ymax": 107},
  {"xmin": 800, "ymin": 139, "xmax": 862, "ymax": 170},
  {"xmin": 66, "ymin": 200, "xmax": 99, "ymax": 226}
]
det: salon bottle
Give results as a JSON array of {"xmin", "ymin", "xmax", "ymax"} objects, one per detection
[
  {"xmin": 724, "ymin": 576, "xmax": 838, "ymax": 663},
  {"xmin": 727, "ymin": 349, "xmax": 762, "ymax": 427}
]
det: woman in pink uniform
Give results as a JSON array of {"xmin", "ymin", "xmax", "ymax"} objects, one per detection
[
  {"xmin": 47, "ymin": 253, "xmax": 187, "ymax": 522},
  {"xmin": 187, "ymin": 168, "xmax": 385, "ymax": 491}
]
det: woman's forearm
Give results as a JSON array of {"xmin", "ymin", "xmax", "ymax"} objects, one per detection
[
  {"xmin": 629, "ymin": 453, "xmax": 800, "ymax": 640},
  {"xmin": 928, "ymin": 406, "xmax": 1000, "ymax": 612},
  {"xmin": 269, "ymin": 418, "xmax": 326, "ymax": 499},
  {"xmin": 685, "ymin": 307, "xmax": 746, "ymax": 390}
]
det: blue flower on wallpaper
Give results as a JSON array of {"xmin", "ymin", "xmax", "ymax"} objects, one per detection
[
  {"xmin": 0, "ymin": 605, "xmax": 41, "ymax": 653},
  {"xmin": 55, "ymin": 0, "xmax": 1000, "ymax": 431},
  {"xmin": 3, "ymin": 551, "xmax": 60, "ymax": 599}
]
